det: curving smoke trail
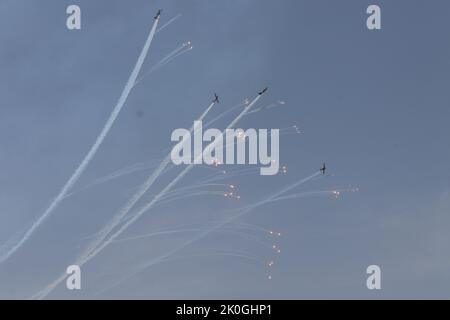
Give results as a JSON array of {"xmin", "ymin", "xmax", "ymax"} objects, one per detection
[
  {"xmin": 156, "ymin": 14, "xmax": 182, "ymax": 34},
  {"xmin": 82, "ymin": 94, "xmax": 261, "ymax": 263},
  {"xmin": 203, "ymin": 101, "xmax": 248, "ymax": 128},
  {"xmin": 93, "ymin": 172, "xmax": 322, "ymax": 295},
  {"xmin": 78, "ymin": 101, "xmax": 216, "ymax": 270},
  {"xmin": 32, "ymin": 94, "xmax": 259, "ymax": 299},
  {"xmin": 113, "ymin": 221, "xmax": 276, "ymax": 245},
  {"xmin": 84, "ymin": 161, "xmax": 160, "ymax": 189},
  {"xmin": 153, "ymin": 46, "xmax": 193, "ymax": 69},
  {"xmin": 134, "ymin": 43, "xmax": 193, "ymax": 87},
  {"xmin": 63, "ymin": 161, "xmax": 162, "ymax": 200},
  {"xmin": 113, "ymin": 226, "xmax": 267, "ymax": 245},
  {"xmin": 0, "ymin": 16, "xmax": 161, "ymax": 264}
]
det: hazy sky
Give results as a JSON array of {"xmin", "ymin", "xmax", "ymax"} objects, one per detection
[{"xmin": 0, "ymin": 0, "xmax": 449, "ymax": 299}]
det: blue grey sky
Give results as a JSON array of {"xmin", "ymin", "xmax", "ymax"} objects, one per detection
[{"xmin": 0, "ymin": 0, "xmax": 449, "ymax": 299}]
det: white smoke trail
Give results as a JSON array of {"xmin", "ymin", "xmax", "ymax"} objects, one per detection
[
  {"xmin": 85, "ymin": 162, "xmax": 159, "ymax": 189},
  {"xmin": 134, "ymin": 43, "xmax": 192, "ymax": 86},
  {"xmin": 151, "ymin": 191, "xmax": 227, "ymax": 209},
  {"xmin": 114, "ymin": 221, "xmax": 274, "ymax": 244},
  {"xmin": 0, "ymin": 17, "xmax": 161, "ymax": 264},
  {"xmin": 72, "ymin": 123, "xmax": 297, "ymax": 201},
  {"xmin": 63, "ymin": 161, "xmax": 163, "ymax": 200},
  {"xmin": 113, "ymin": 226, "xmax": 265, "ymax": 244},
  {"xmin": 158, "ymin": 99, "xmax": 247, "ymax": 155},
  {"xmin": 152, "ymin": 47, "xmax": 193, "ymax": 70},
  {"xmin": 95, "ymin": 172, "xmax": 321, "ymax": 294},
  {"xmin": 83, "ymin": 95, "xmax": 261, "ymax": 261},
  {"xmin": 273, "ymin": 190, "xmax": 339, "ymax": 202},
  {"xmin": 156, "ymin": 14, "xmax": 182, "ymax": 34},
  {"xmin": 78, "ymin": 102, "xmax": 216, "ymax": 272},
  {"xmin": 32, "ymin": 95, "xmax": 259, "ymax": 299},
  {"xmin": 196, "ymin": 168, "xmax": 260, "ymax": 185},
  {"xmin": 203, "ymin": 101, "xmax": 248, "ymax": 128},
  {"xmin": 162, "ymin": 183, "xmax": 230, "ymax": 198},
  {"xmin": 134, "ymin": 46, "xmax": 184, "ymax": 86},
  {"xmin": 127, "ymin": 183, "xmax": 231, "ymax": 213}
]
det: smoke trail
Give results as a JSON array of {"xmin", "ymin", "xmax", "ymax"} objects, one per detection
[
  {"xmin": 197, "ymin": 168, "xmax": 260, "ymax": 185},
  {"xmin": 32, "ymin": 95, "xmax": 259, "ymax": 299},
  {"xmin": 85, "ymin": 162, "xmax": 159, "ymax": 189},
  {"xmin": 156, "ymin": 14, "xmax": 182, "ymax": 34},
  {"xmin": 273, "ymin": 190, "xmax": 340, "ymax": 202},
  {"xmin": 79, "ymin": 102, "xmax": 216, "ymax": 270},
  {"xmin": 157, "ymin": 99, "xmax": 247, "ymax": 155},
  {"xmin": 203, "ymin": 101, "xmax": 248, "ymax": 128},
  {"xmin": 162, "ymin": 183, "xmax": 231, "ymax": 199},
  {"xmin": 151, "ymin": 191, "xmax": 227, "ymax": 209},
  {"xmin": 134, "ymin": 43, "xmax": 192, "ymax": 86},
  {"xmin": 152, "ymin": 46, "xmax": 193, "ymax": 70},
  {"xmin": 83, "ymin": 95, "xmax": 261, "ymax": 262},
  {"xmin": 137, "ymin": 47, "xmax": 193, "ymax": 84},
  {"xmin": 63, "ymin": 161, "xmax": 163, "ymax": 200},
  {"xmin": 114, "ymin": 221, "xmax": 274, "ymax": 244},
  {"xmin": 0, "ymin": 17, "xmax": 161, "ymax": 264},
  {"xmin": 134, "ymin": 46, "xmax": 184, "ymax": 86},
  {"xmin": 94, "ymin": 172, "xmax": 321, "ymax": 295},
  {"xmin": 113, "ymin": 226, "xmax": 265, "ymax": 244}
]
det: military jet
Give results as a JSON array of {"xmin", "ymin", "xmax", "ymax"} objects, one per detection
[
  {"xmin": 154, "ymin": 9, "xmax": 162, "ymax": 20},
  {"xmin": 320, "ymin": 163, "xmax": 326, "ymax": 175},
  {"xmin": 258, "ymin": 87, "xmax": 268, "ymax": 95},
  {"xmin": 213, "ymin": 93, "xmax": 219, "ymax": 104}
]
